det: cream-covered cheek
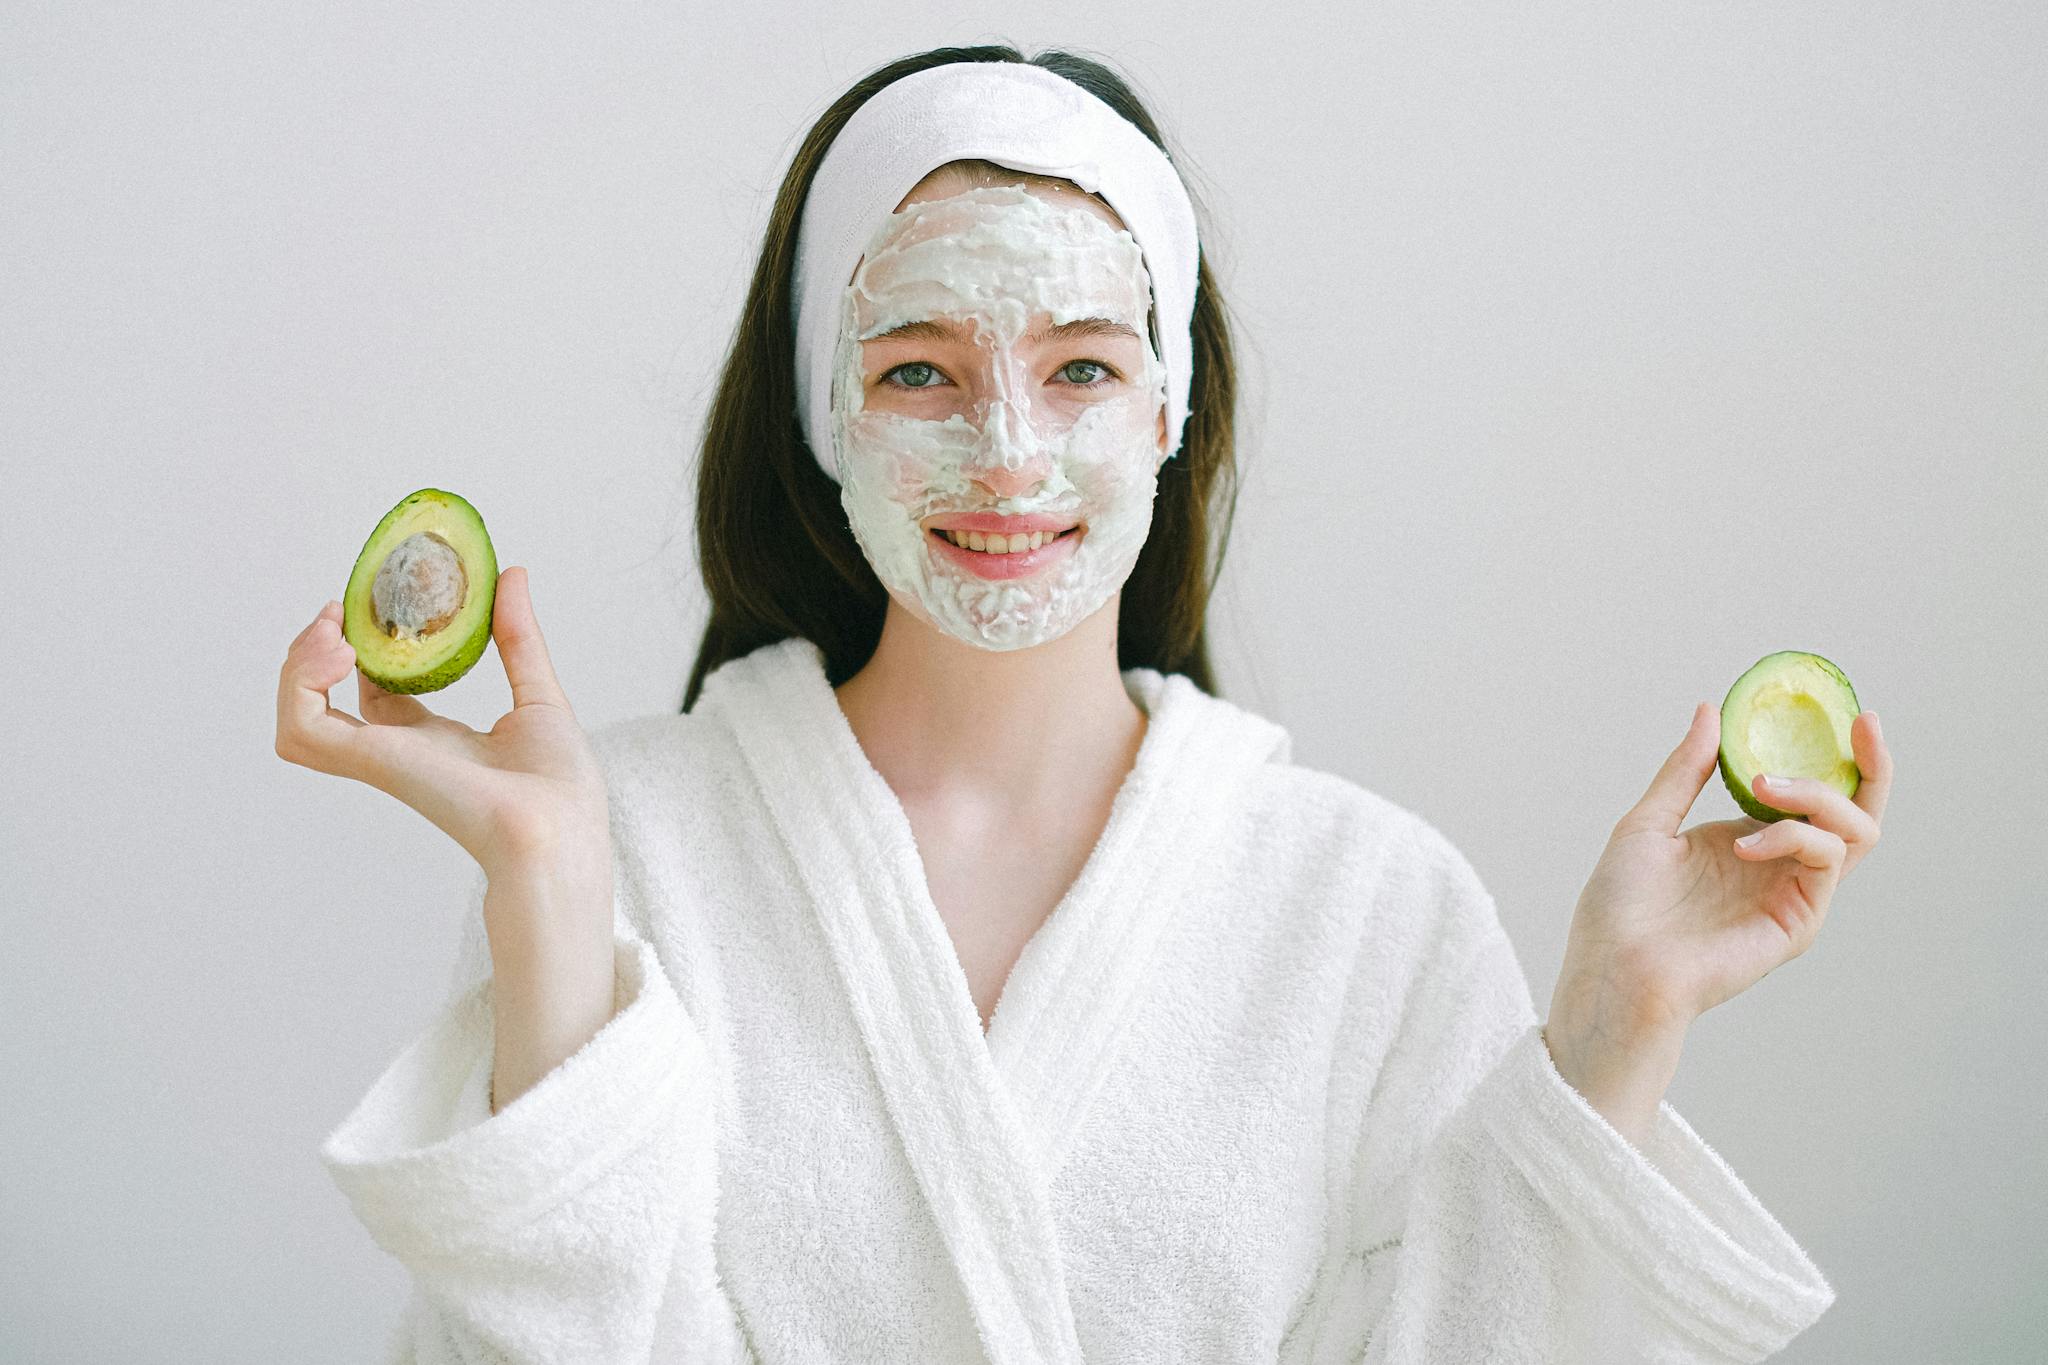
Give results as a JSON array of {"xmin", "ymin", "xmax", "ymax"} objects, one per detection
[{"xmin": 827, "ymin": 185, "xmax": 1170, "ymax": 653}]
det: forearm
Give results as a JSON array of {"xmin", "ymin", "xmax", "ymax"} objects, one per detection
[
  {"xmin": 483, "ymin": 854, "xmax": 617, "ymax": 1114},
  {"xmin": 1349, "ymin": 1022, "xmax": 1833, "ymax": 1362},
  {"xmin": 321, "ymin": 886, "xmax": 747, "ymax": 1363}
]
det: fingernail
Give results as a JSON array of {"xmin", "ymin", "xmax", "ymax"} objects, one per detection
[
  {"xmin": 1762, "ymin": 773, "xmax": 1793, "ymax": 787},
  {"xmin": 1737, "ymin": 831, "xmax": 1764, "ymax": 848},
  {"xmin": 1868, "ymin": 711, "xmax": 1881, "ymax": 738}
]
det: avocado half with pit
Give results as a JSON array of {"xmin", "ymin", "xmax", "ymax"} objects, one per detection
[
  {"xmin": 342, "ymin": 489, "xmax": 498, "ymax": 695},
  {"xmin": 1719, "ymin": 651, "xmax": 1862, "ymax": 823}
]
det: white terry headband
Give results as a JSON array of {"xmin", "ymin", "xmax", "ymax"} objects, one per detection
[{"xmin": 791, "ymin": 60, "xmax": 1201, "ymax": 485}]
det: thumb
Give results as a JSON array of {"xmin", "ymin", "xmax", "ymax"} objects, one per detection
[
  {"xmin": 1615, "ymin": 701, "xmax": 1719, "ymax": 838},
  {"xmin": 493, "ymin": 566, "xmax": 573, "ymax": 714}
]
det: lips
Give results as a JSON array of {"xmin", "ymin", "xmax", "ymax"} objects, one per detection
[{"xmin": 926, "ymin": 522, "xmax": 1083, "ymax": 580}]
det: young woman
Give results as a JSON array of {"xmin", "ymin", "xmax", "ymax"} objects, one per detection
[{"xmin": 279, "ymin": 45, "xmax": 1891, "ymax": 1364}]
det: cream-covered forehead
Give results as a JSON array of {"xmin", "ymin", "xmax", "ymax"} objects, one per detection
[{"xmin": 848, "ymin": 186, "xmax": 1153, "ymax": 344}]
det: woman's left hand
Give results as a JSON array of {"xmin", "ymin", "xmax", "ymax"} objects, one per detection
[{"xmin": 1544, "ymin": 702, "xmax": 1894, "ymax": 1137}]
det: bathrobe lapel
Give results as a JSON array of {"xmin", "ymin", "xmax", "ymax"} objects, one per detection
[
  {"xmin": 705, "ymin": 637, "xmax": 1288, "ymax": 1365},
  {"xmin": 976, "ymin": 657, "xmax": 1292, "ymax": 1179}
]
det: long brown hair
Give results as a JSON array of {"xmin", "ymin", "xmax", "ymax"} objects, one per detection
[{"xmin": 681, "ymin": 45, "xmax": 1243, "ymax": 712}]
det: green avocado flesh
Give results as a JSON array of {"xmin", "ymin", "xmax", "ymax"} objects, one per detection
[
  {"xmin": 342, "ymin": 489, "xmax": 498, "ymax": 695},
  {"xmin": 1718, "ymin": 651, "xmax": 1861, "ymax": 824}
]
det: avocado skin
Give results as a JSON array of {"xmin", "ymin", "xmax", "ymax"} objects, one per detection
[
  {"xmin": 1717, "ymin": 650, "xmax": 1861, "ymax": 823},
  {"xmin": 342, "ymin": 489, "xmax": 498, "ymax": 695}
]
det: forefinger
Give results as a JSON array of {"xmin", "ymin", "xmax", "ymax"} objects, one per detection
[
  {"xmin": 286, "ymin": 599, "xmax": 341, "ymax": 654},
  {"xmin": 276, "ymin": 607, "xmax": 366, "ymax": 772}
]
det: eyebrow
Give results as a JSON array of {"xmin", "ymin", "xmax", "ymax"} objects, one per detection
[{"xmin": 866, "ymin": 316, "xmax": 1142, "ymax": 345}]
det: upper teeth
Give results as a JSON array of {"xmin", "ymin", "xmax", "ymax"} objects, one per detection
[{"xmin": 940, "ymin": 528, "xmax": 1065, "ymax": 553}]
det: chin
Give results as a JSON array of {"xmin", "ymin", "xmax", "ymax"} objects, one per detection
[{"xmin": 897, "ymin": 580, "xmax": 1088, "ymax": 653}]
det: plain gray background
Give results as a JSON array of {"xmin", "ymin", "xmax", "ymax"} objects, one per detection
[{"xmin": 3, "ymin": 2, "xmax": 2042, "ymax": 1360}]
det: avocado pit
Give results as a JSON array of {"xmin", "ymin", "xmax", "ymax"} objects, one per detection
[{"xmin": 369, "ymin": 531, "xmax": 468, "ymax": 639}]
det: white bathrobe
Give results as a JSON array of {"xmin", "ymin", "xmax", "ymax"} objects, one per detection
[{"xmin": 320, "ymin": 636, "xmax": 1836, "ymax": 1364}]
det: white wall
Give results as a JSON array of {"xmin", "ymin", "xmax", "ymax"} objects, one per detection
[{"xmin": 3, "ymin": 2, "xmax": 2041, "ymax": 1359}]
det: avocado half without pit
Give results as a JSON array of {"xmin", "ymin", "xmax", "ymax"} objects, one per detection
[
  {"xmin": 1718, "ymin": 650, "xmax": 1862, "ymax": 823},
  {"xmin": 342, "ymin": 489, "xmax": 498, "ymax": 695}
]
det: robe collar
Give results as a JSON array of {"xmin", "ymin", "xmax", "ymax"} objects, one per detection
[{"xmin": 698, "ymin": 636, "xmax": 1291, "ymax": 1363}]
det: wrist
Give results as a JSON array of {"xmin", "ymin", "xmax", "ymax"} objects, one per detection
[
  {"xmin": 483, "ymin": 850, "xmax": 615, "ymax": 948},
  {"xmin": 483, "ymin": 821, "xmax": 611, "ymax": 894},
  {"xmin": 1541, "ymin": 1014, "xmax": 1687, "ymax": 1148}
]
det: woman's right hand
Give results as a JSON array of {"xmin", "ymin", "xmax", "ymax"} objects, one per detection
[{"xmin": 273, "ymin": 565, "xmax": 610, "ymax": 884}]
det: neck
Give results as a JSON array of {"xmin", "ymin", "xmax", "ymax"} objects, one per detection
[{"xmin": 833, "ymin": 596, "xmax": 1146, "ymax": 807}]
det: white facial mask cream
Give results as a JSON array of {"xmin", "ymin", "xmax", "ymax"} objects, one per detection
[{"xmin": 829, "ymin": 184, "xmax": 1171, "ymax": 652}]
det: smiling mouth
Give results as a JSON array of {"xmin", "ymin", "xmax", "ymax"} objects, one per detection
[{"xmin": 927, "ymin": 526, "xmax": 1080, "ymax": 555}]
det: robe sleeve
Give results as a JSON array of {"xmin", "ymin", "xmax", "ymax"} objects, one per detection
[
  {"xmin": 317, "ymin": 870, "xmax": 753, "ymax": 1365},
  {"xmin": 1316, "ymin": 827, "xmax": 1837, "ymax": 1364}
]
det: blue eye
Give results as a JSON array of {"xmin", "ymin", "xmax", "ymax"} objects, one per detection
[
  {"xmin": 885, "ymin": 362, "xmax": 943, "ymax": 389},
  {"xmin": 881, "ymin": 358, "xmax": 1119, "ymax": 390}
]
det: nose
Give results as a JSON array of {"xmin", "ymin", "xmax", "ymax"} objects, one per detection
[
  {"xmin": 968, "ymin": 460, "xmax": 1050, "ymax": 501},
  {"xmin": 961, "ymin": 396, "xmax": 1054, "ymax": 500}
]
